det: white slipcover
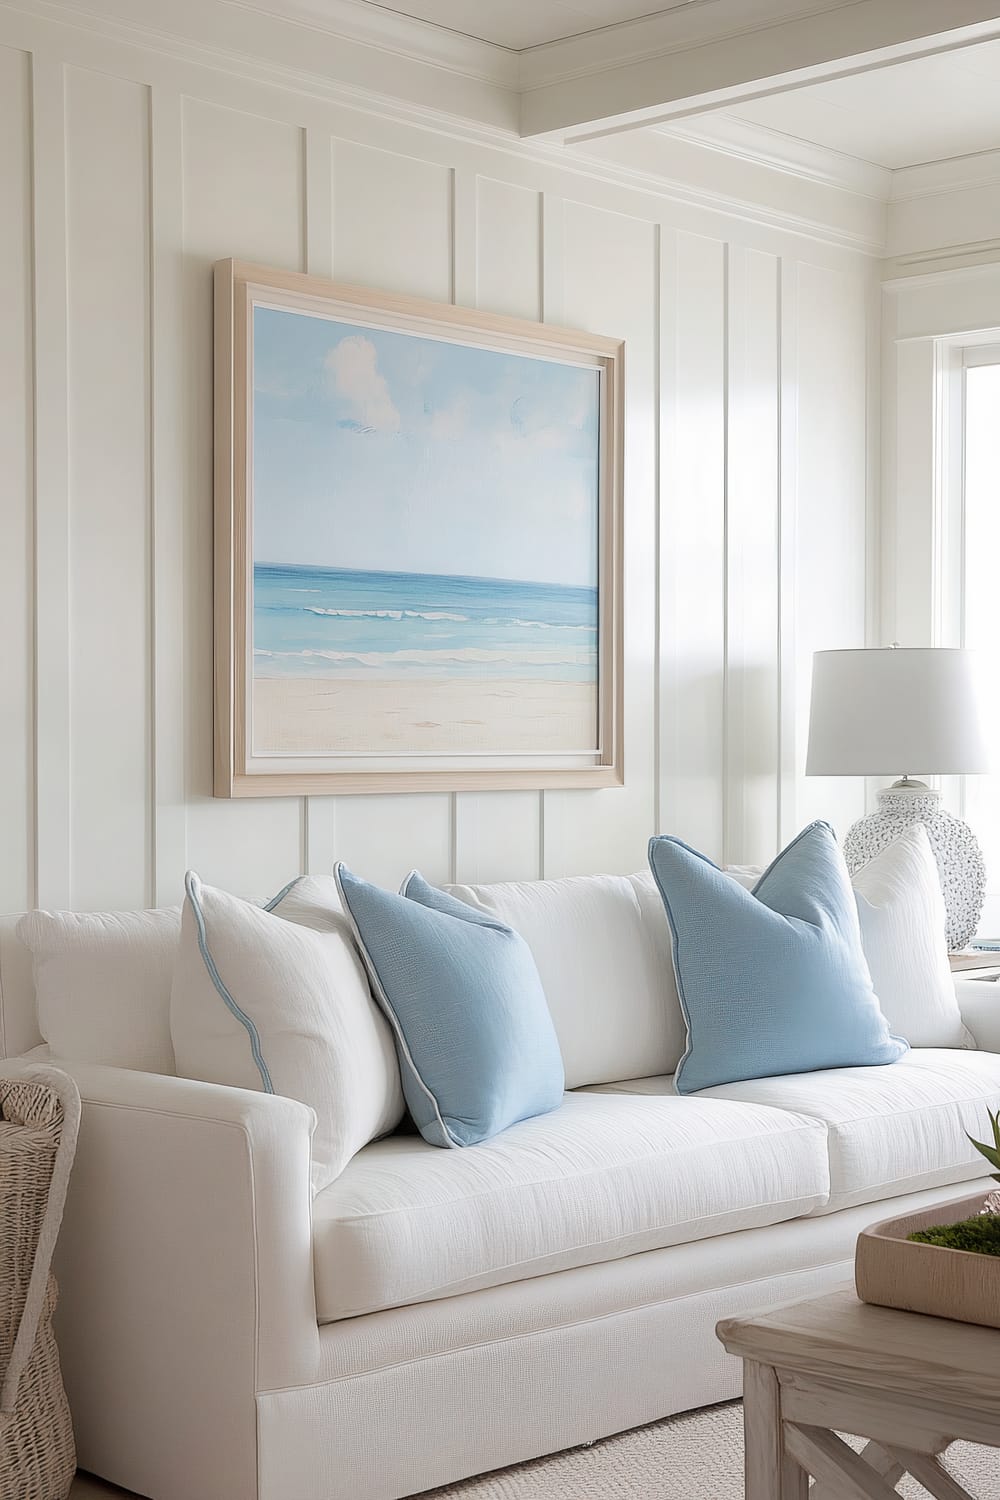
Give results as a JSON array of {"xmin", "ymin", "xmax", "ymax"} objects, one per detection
[
  {"xmin": 311, "ymin": 1089, "xmax": 828, "ymax": 1320},
  {"xmin": 16, "ymin": 906, "xmax": 180, "ymax": 1074},
  {"xmin": 707, "ymin": 1048, "xmax": 1000, "ymax": 1211},
  {"xmin": 599, "ymin": 1048, "xmax": 1000, "ymax": 1213}
]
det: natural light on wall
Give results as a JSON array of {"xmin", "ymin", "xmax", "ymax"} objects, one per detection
[{"xmin": 964, "ymin": 359, "xmax": 1000, "ymax": 938}]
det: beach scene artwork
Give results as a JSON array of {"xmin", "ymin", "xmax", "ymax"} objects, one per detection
[{"xmin": 251, "ymin": 304, "xmax": 602, "ymax": 759}]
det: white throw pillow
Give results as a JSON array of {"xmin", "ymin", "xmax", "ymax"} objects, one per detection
[
  {"xmin": 851, "ymin": 824, "xmax": 973, "ymax": 1048},
  {"xmin": 16, "ymin": 907, "xmax": 180, "ymax": 1073},
  {"xmin": 170, "ymin": 873, "xmax": 404, "ymax": 1191},
  {"xmin": 727, "ymin": 826, "xmax": 971, "ymax": 1048},
  {"xmin": 446, "ymin": 872, "xmax": 686, "ymax": 1087}
]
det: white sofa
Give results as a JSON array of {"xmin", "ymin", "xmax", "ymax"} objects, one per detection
[{"xmin": 2, "ymin": 871, "xmax": 999, "ymax": 1500}]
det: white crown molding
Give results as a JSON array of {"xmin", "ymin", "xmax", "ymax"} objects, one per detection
[
  {"xmin": 882, "ymin": 241, "xmax": 1000, "ymax": 287},
  {"xmin": 568, "ymin": 136, "xmax": 884, "ymax": 251},
  {"xmin": 659, "ymin": 112, "xmax": 891, "ymax": 200},
  {"xmin": 518, "ymin": 0, "xmax": 848, "ymax": 91},
  {"xmin": 891, "ymin": 148, "xmax": 1000, "ymax": 202},
  {"xmin": 0, "ymin": 0, "xmax": 520, "ymax": 127},
  {"xmin": 0, "ymin": 0, "xmax": 885, "ymax": 255},
  {"xmin": 223, "ymin": 0, "xmax": 518, "ymax": 87},
  {"xmin": 23, "ymin": 0, "xmax": 1000, "ymax": 260}
]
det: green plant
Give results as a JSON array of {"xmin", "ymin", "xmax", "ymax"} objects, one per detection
[
  {"xmin": 966, "ymin": 1107, "xmax": 1000, "ymax": 1183},
  {"xmin": 908, "ymin": 1216, "xmax": 1000, "ymax": 1256}
]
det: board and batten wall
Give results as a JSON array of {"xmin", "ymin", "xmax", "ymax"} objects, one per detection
[{"xmin": 0, "ymin": 13, "xmax": 876, "ymax": 914}]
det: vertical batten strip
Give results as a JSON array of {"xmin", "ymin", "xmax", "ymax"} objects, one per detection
[
  {"xmin": 773, "ymin": 254, "xmax": 785, "ymax": 858},
  {"xmin": 0, "ymin": 46, "xmax": 35, "ymax": 913},
  {"xmin": 31, "ymin": 55, "xmax": 72, "ymax": 910},
  {"xmin": 149, "ymin": 87, "xmax": 188, "ymax": 904},
  {"xmin": 651, "ymin": 221, "xmax": 664, "ymax": 837},
  {"xmin": 656, "ymin": 224, "xmax": 676, "ymax": 841},
  {"xmin": 303, "ymin": 126, "xmax": 337, "ymax": 874},
  {"xmin": 777, "ymin": 258, "xmax": 800, "ymax": 848},
  {"xmin": 864, "ymin": 271, "xmax": 884, "ymax": 818},
  {"xmin": 724, "ymin": 245, "xmax": 780, "ymax": 868},
  {"xmin": 723, "ymin": 242, "xmax": 741, "ymax": 867},
  {"xmin": 720, "ymin": 240, "xmax": 731, "ymax": 867},
  {"xmin": 864, "ymin": 271, "xmax": 882, "ymax": 652}
]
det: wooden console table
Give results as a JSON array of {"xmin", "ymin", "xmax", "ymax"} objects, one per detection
[{"xmin": 717, "ymin": 1288, "xmax": 1000, "ymax": 1499}]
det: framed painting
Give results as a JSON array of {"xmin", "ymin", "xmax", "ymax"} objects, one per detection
[{"xmin": 214, "ymin": 259, "xmax": 623, "ymax": 797}]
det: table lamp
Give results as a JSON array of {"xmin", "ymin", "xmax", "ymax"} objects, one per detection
[{"xmin": 806, "ymin": 646, "xmax": 991, "ymax": 951}]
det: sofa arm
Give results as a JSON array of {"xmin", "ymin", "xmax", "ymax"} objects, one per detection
[
  {"xmin": 956, "ymin": 979, "xmax": 1000, "ymax": 1053},
  {"xmin": 43, "ymin": 1063, "xmax": 318, "ymax": 1500}
]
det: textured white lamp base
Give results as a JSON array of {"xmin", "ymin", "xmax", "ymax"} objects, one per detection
[{"xmin": 843, "ymin": 785, "xmax": 986, "ymax": 952}]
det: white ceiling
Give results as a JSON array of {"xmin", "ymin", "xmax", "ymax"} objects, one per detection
[
  {"xmin": 363, "ymin": 0, "xmax": 697, "ymax": 50},
  {"xmin": 724, "ymin": 39, "xmax": 1000, "ymax": 169}
]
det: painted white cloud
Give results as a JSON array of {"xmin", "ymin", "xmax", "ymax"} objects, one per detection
[
  {"xmin": 429, "ymin": 396, "xmax": 471, "ymax": 440},
  {"xmin": 324, "ymin": 335, "xmax": 400, "ymax": 434}
]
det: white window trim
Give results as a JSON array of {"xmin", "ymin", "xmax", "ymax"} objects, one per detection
[
  {"xmin": 932, "ymin": 333, "xmax": 1000, "ymax": 656},
  {"xmin": 940, "ymin": 336, "xmax": 1000, "ymax": 933}
]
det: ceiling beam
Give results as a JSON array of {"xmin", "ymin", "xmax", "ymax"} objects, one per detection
[{"xmin": 519, "ymin": 0, "xmax": 1000, "ymax": 140}]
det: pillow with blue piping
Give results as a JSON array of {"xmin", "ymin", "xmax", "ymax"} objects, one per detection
[
  {"xmin": 647, "ymin": 821, "xmax": 908, "ymax": 1094},
  {"xmin": 170, "ymin": 873, "xmax": 404, "ymax": 1192},
  {"xmin": 335, "ymin": 864, "xmax": 565, "ymax": 1148}
]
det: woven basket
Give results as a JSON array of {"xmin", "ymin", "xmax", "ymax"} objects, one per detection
[{"xmin": 0, "ymin": 1067, "xmax": 81, "ymax": 1500}]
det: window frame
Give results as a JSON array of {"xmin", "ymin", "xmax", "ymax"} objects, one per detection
[{"xmin": 942, "ymin": 336, "xmax": 1000, "ymax": 935}]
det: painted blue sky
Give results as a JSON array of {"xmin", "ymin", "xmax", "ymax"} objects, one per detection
[{"xmin": 251, "ymin": 305, "xmax": 601, "ymax": 587}]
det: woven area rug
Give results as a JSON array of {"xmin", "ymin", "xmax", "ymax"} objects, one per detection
[{"xmin": 418, "ymin": 1400, "xmax": 1000, "ymax": 1498}]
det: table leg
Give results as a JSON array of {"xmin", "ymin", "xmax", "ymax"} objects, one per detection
[
  {"xmin": 811, "ymin": 1440, "xmax": 904, "ymax": 1500},
  {"xmin": 742, "ymin": 1359, "xmax": 808, "ymax": 1500}
]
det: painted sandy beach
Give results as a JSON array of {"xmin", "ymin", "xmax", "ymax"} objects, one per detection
[
  {"xmin": 252, "ymin": 562, "xmax": 599, "ymax": 755},
  {"xmin": 253, "ymin": 677, "xmax": 598, "ymax": 755}
]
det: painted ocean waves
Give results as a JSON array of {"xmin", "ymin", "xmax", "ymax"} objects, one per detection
[{"xmin": 253, "ymin": 564, "xmax": 599, "ymax": 683}]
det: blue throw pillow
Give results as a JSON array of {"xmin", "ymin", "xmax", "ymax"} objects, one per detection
[
  {"xmin": 334, "ymin": 865, "xmax": 565, "ymax": 1147},
  {"xmin": 648, "ymin": 821, "xmax": 907, "ymax": 1094}
]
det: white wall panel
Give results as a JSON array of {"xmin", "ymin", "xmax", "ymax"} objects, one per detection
[
  {"xmin": 475, "ymin": 179, "xmax": 541, "ymax": 322},
  {"xmin": 181, "ymin": 99, "xmax": 305, "ymax": 896},
  {"xmin": 658, "ymin": 230, "xmax": 727, "ymax": 859},
  {"xmin": 725, "ymin": 246, "xmax": 780, "ymax": 867},
  {"xmin": 884, "ymin": 338, "xmax": 936, "ymax": 649},
  {"xmin": 792, "ymin": 262, "xmax": 869, "ymax": 837},
  {"xmin": 332, "ymin": 141, "xmax": 452, "ymax": 301},
  {"xmin": 31, "ymin": 56, "xmax": 73, "ymax": 910},
  {"xmin": 65, "ymin": 67, "xmax": 151, "ymax": 909},
  {"xmin": 333, "ymin": 797, "xmax": 453, "ymax": 891},
  {"xmin": 0, "ymin": 46, "xmax": 33, "ymax": 911},
  {"xmin": 542, "ymin": 200, "xmax": 657, "ymax": 877},
  {"xmin": 0, "ymin": 9, "xmax": 877, "ymax": 917}
]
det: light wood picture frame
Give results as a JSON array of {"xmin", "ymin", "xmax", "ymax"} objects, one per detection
[{"xmin": 214, "ymin": 258, "xmax": 624, "ymax": 797}]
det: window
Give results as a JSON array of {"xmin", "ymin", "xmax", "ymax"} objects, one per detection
[{"xmin": 962, "ymin": 351, "xmax": 1000, "ymax": 937}]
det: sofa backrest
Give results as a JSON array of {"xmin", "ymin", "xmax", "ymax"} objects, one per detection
[
  {"xmin": 0, "ymin": 916, "xmax": 42, "ymax": 1059},
  {"xmin": 2, "ymin": 873, "xmax": 691, "ymax": 1087},
  {"xmin": 446, "ymin": 872, "xmax": 687, "ymax": 1088}
]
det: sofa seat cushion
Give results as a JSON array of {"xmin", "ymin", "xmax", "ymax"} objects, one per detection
[
  {"xmin": 311, "ymin": 1090, "xmax": 829, "ymax": 1321},
  {"xmin": 595, "ymin": 1050, "xmax": 1000, "ymax": 1214}
]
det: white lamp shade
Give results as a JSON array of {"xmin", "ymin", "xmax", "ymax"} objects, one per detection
[{"xmin": 806, "ymin": 647, "xmax": 991, "ymax": 777}]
